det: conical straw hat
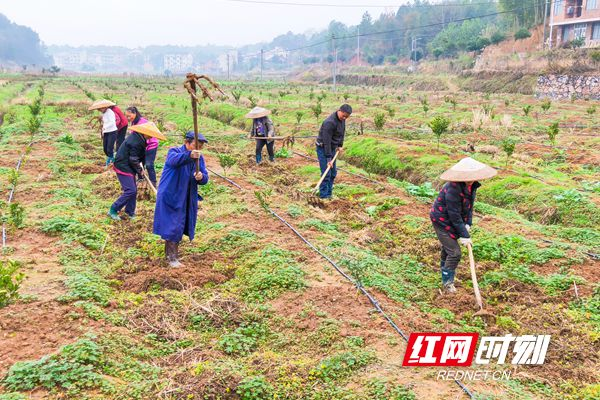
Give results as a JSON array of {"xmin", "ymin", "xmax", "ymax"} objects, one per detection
[
  {"xmin": 88, "ymin": 99, "xmax": 116, "ymax": 111},
  {"xmin": 245, "ymin": 106, "xmax": 270, "ymax": 119},
  {"xmin": 130, "ymin": 122, "xmax": 167, "ymax": 141},
  {"xmin": 440, "ymin": 157, "xmax": 497, "ymax": 182}
]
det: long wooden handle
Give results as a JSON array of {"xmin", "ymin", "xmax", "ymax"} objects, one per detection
[
  {"xmin": 467, "ymin": 243, "xmax": 484, "ymax": 310},
  {"xmin": 143, "ymin": 169, "xmax": 157, "ymax": 195},
  {"xmin": 314, "ymin": 150, "xmax": 340, "ymax": 192}
]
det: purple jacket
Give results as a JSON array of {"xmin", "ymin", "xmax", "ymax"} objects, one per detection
[{"xmin": 130, "ymin": 117, "xmax": 158, "ymax": 151}]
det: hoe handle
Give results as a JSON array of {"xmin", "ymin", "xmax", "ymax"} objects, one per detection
[
  {"xmin": 467, "ymin": 243, "xmax": 484, "ymax": 310},
  {"xmin": 314, "ymin": 150, "xmax": 340, "ymax": 192}
]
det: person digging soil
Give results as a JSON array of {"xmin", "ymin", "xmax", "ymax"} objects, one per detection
[
  {"xmin": 246, "ymin": 106, "xmax": 276, "ymax": 164},
  {"xmin": 315, "ymin": 104, "xmax": 352, "ymax": 200},
  {"xmin": 107, "ymin": 122, "xmax": 166, "ymax": 221},
  {"xmin": 429, "ymin": 157, "xmax": 497, "ymax": 293},
  {"xmin": 153, "ymin": 131, "xmax": 209, "ymax": 268},
  {"xmin": 125, "ymin": 106, "xmax": 157, "ymax": 188}
]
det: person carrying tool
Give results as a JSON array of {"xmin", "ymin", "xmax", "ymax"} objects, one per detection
[
  {"xmin": 315, "ymin": 104, "xmax": 352, "ymax": 199},
  {"xmin": 153, "ymin": 131, "xmax": 209, "ymax": 268},
  {"xmin": 430, "ymin": 157, "xmax": 497, "ymax": 293},
  {"xmin": 125, "ymin": 106, "xmax": 157, "ymax": 188},
  {"xmin": 89, "ymin": 99, "xmax": 119, "ymax": 166},
  {"xmin": 107, "ymin": 122, "xmax": 166, "ymax": 221},
  {"xmin": 246, "ymin": 107, "xmax": 275, "ymax": 164}
]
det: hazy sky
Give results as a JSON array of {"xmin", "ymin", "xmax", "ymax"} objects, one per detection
[{"xmin": 0, "ymin": 0, "xmax": 392, "ymax": 47}]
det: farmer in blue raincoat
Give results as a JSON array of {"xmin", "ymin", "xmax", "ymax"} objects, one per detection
[{"xmin": 153, "ymin": 131, "xmax": 209, "ymax": 268}]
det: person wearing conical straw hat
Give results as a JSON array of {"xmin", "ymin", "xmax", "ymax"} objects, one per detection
[
  {"xmin": 107, "ymin": 122, "xmax": 166, "ymax": 221},
  {"xmin": 430, "ymin": 157, "xmax": 497, "ymax": 293},
  {"xmin": 89, "ymin": 99, "xmax": 118, "ymax": 166},
  {"xmin": 153, "ymin": 131, "xmax": 209, "ymax": 268},
  {"xmin": 246, "ymin": 106, "xmax": 275, "ymax": 164}
]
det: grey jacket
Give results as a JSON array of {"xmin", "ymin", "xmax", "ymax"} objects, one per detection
[{"xmin": 250, "ymin": 117, "xmax": 275, "ymax": 144}]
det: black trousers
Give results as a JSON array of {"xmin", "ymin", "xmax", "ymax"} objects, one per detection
[
  {"xmin": 116, "ymin": 125, "xmax": 128, "ymax": 153},
  {"xmin": 103, "ymin": 130, "xmax": 118, "ymax": 158},
  {"xmin": 255, "ymin": 139, "xmax": 275, "ymax": 163}
]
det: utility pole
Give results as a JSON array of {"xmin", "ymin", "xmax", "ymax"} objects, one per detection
[
  {"xmin": 357, "ymin": 27, "xmax": 360, "ymax": 65},
  {"xmin": 542, "ymin": 0, "xmax": 550, "ymax": 49},
  {"xmin": 332, "ymin": 35, "xmax": 338, "ymax": 92},
  {"xmin": 260, "ymin": 49, "xmax": 264, "ymax": 81},
  {"xmin": 549, "ymin": 0, "xmax": 556, "ymax": 48}
]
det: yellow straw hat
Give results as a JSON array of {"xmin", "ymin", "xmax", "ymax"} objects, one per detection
[
  {"xmin": 88, "ymin": 99, "xmax": 116, "ymax": 111},
  {"xmin": 129, "ymin": 122, "xmax": 167, "ymax": 141},
  {"xmin": 245, "ymin": 106, "xmax": 271, "ymax": 119},
  {"xmin": 440, "ymin": 157, "xmax": 497, "ymax": 182}
]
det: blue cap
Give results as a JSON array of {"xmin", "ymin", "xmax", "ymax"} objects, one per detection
[{"xmin": 185, "ymin": 131, "xmax": 208, "ymax": 143}]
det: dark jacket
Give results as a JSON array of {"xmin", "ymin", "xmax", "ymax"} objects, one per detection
[
  {"xmin": 113, "ymin": 132, "xmax": 146, "ymax": 176},
  {"xmin": 430, "ymin": 181, "xmax": 480, "ymax": 240},
  {"xmin": 316, "ymin": 111, "xmax": 345, "ymax": 161},
  {"xmin": 153, "ymin": 146, "xmax": 209, "ymax": 242}
]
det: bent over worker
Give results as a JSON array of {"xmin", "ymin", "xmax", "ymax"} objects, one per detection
[
  {"xmin": 153, "ymin": 131, "xmax": 209, "ymax": 268},
  {"xmin": 430, "ymin": 157, "xmax": 496, "ymax": 293},
  {"xmin": 315, "ymin": 104, "xmax": 352, "ymax": 199}
]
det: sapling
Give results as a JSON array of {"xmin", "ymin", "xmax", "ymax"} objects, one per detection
[
  {"xmin": 501, "ymin": 136, "xmax": 518, "ymax": 167},
  {"xmin": 428, "ymin": 115, "xmax": 451, "ymax": 150},
  {"xmin": 547, "ymin": 122, "xmax": 559, "ymax": 145},
  {"xmin": 218, "ymin": 153, "xmax": 237, "ymax": 176}
]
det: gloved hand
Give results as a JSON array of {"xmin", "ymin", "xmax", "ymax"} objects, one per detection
[
  {"xmin": 458, "ymin": 237, "xmax": 472, "ymax": 246},
  {"xmin": 194, "ymin": 172, "xmax": 204, "ymax": 181},
  {"xmin": 465, "ymin": 224, "xmax": 471, "ymax": 232},
  {"xmin": 190, "ymin": 150, "xmax": 202, "ymax": 159}
]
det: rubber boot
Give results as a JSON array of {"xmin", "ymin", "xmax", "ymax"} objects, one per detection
[
  {"xmin": 441, "ymin": 263, "xmax": 457, "ymax": 293},
  {"xmin": 165, "ymin": 240, "xmax": 183, "ymax": 268},
  {"xmin": 107, "ymin": 206, "xmax": 121, "ymax": 221}
]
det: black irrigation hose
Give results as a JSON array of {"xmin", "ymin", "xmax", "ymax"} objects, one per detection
[
  {"xmin": 2, "ymin": 140, "xmax": 35, "ymax": 248},
  {"xmin": 292, "ymin": 151, "xmax": 384, "ymax": 186},
  {"xmin": 206, "ymin": 167, "xmax": 244, "ymax": 190},
  {"xmin": 207, "ymin": 171, "xmax": 475, "ymax": 399}
]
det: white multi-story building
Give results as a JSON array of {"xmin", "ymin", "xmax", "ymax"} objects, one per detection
[{"xmin": 163, "ymin": 53, "xmax": 193, "ymax": 72}]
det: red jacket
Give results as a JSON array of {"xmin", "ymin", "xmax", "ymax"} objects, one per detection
[{"xmin": 110, "ymin": 106, "xmax": 128, "ymax": 129}]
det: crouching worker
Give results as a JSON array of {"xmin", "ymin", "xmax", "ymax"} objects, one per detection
[
  {"xmin": 430, "ymin": 157, "xmax": 496, "ymax": 293},
  {"xmin": 153, "ymin": 131, "xmax": 209, "ymax": 268},
  {"xmin": 108, "ymin": 122, "xmax": 166, "ymax": 220}
]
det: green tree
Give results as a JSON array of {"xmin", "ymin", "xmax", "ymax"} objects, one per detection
[{"xmin": 428, "ymin": 115, "xmax": 451, "ymax": 150}]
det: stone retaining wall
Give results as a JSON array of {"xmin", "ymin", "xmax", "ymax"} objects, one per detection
[{"xmin": 536, "ymin": 75, "xmax": 600, "ymax": 100}]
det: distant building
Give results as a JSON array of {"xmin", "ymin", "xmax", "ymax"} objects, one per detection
[
  {"xmin": 550, "ymin": 0, "xmax": 600, "ymax": 47},
  {"xmin": 53, "ymin": 51, "xmax": 87, "ymax": 70},
  {"xmin": 163, "ymin": 54, "xmax": 193, "ymax": 73},
  {"xmin": 217, "ymin": 50, "xmax": 238, "ymax": 73},
  {"xmin": 264, "ymin": 47, "xmax": 288, "ymax": 62}
]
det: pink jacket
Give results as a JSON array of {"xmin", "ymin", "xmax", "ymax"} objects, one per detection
[{"xmin": 130, "ymin": 117, "xmax": 158, "ymax": 151}]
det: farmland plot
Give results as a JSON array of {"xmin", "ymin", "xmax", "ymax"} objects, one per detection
[{"xmin": 0, "ymin": 75, "xmax": 598, "ymax": 400}]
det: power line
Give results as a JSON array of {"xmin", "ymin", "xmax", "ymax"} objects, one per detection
[
  {"xmin": 229, "ymin": 0, "xmax": 541, "ymax": 77},
  {"xmin": 239, "ymin": 1, "xmax": 540, "ymax": 59},
  {"xmin": 221, "ymin": 0, "xmax": 499, "ymax": 8}
]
